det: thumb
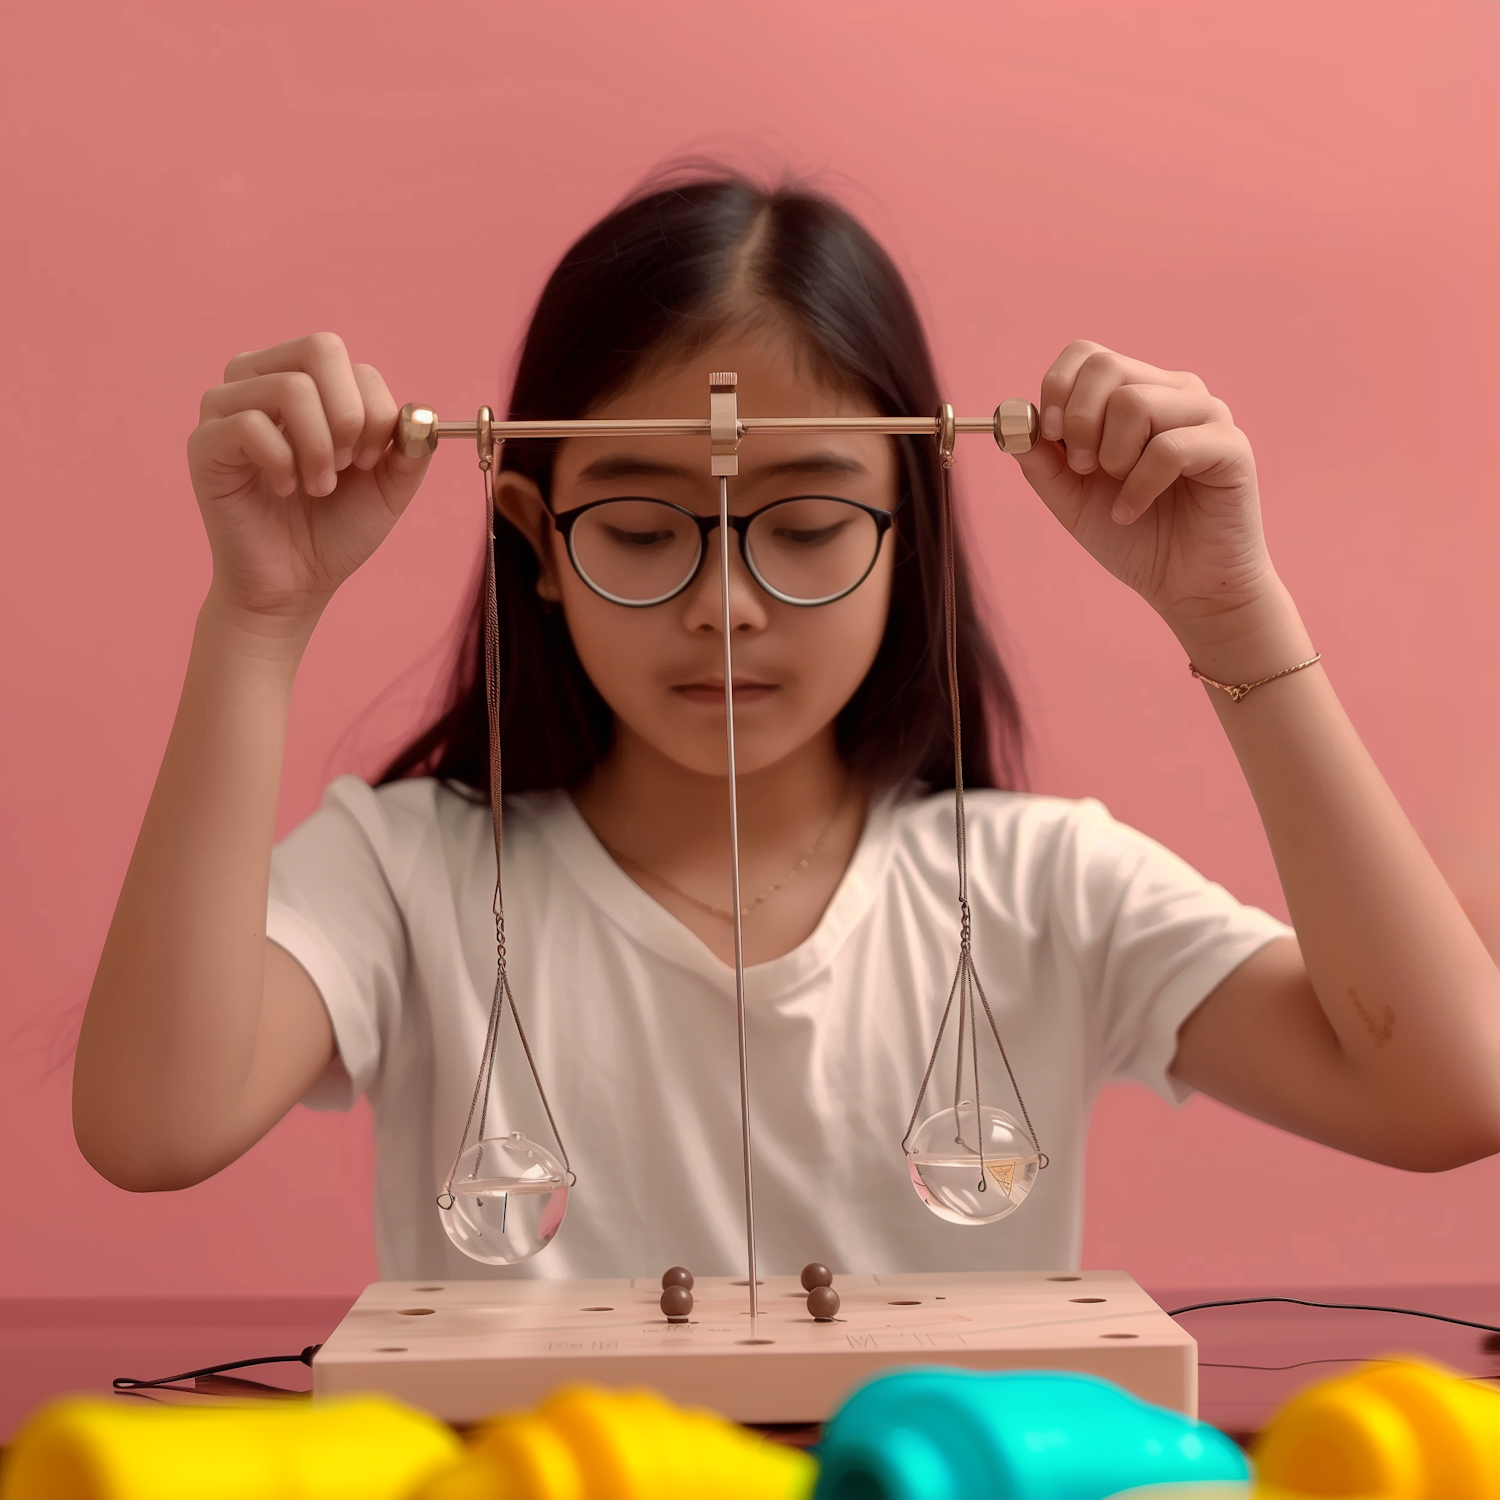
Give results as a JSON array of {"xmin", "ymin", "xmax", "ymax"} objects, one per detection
[
  {"xmin": 375, "ymin": 403, "xmax": 441, "ymax": 516},
  {"xmin": 1011, "ymin": 438, "xmax": 1087, "ymax": 530}
]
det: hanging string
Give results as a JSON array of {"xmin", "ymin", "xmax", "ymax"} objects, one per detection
[
  {"xmin": 438, "ymin": 433, "xmax": 572, "ymax": 1208},
  {"xmin": 902, "ymin": 414, "xmax": 1045, "ymax": 1173}
]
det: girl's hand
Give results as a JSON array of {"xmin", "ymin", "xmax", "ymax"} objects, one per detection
[
  {"xmin": 1012, "ymin": 341, "xmax": 1275, "ymax": 643},
  {"xmin": 186, "ymin": 332, "xmax": 433, "ymax": 634}
]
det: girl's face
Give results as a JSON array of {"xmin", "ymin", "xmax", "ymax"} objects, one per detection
[{"xmin": 498, "ymin": 330, "xmax": 900, "ymax": 779}]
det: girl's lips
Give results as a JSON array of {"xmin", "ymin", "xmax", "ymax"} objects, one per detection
[{"xmin": 672, "ymin": 681, "xmax": 778, "ymax": 705}]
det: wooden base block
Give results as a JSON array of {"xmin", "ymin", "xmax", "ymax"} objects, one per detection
[{"xmin": 313, "ymin": 1269, "xmax": 1196, "ymax": 1425}]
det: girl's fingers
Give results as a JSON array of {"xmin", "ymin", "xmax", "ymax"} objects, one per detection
[
  {"xmin": 1111, "ymin": 423, "xmax": 1250, "ymax": 524},
  {"xmin": 222, "ymin": 333, "xmax": 366, "ymax": 473},
  {"xmin": 1096, "ymin": 385, "xmax": 1228, "ymax": 481},
  {"xmin": 1038, "ymin": 341, "xmax": 1192, "ymax": 453},
  {"xmin": 189, "ymin": 410, "xmax": 298, "ymax": 498},
  {"xmin": 1059, "ymin": 353, "xmax": 1199, "ymax": 475},
  {"xmin": 200, "ymin": 373, "xmax": 340, "ymax": 496},
  {"xmin": 350, "ymin": 363, "xmax": 398, "ymax": 470}
]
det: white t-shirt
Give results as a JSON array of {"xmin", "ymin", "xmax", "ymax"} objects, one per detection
[{"xmin": 267, "ymin": 776, "xmax": 1288, "ymax": 1283}]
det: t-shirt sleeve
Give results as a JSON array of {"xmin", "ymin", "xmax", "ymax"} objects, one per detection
[
  {"xmin": 1056, "ymin": 799, "xmax": 1293, "ymax": 1105},
  {"xmin": 267, "ymin": 776, "xmax": 411, "ymax": 1112}
]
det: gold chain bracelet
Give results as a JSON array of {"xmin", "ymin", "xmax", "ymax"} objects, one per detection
[{"xmin": 1189, "ymin": 652, "xmax": 1322, "ymax": 703}]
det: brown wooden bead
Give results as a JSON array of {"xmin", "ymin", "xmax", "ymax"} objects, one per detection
[
  {"xmin": 806, "ymin": 1285, "xmax": 840, "ymax": 1321},
  {"xmin": 660, "ymin": 1285, "xmax": 694, "ymax": 1322},
  {"xmin": 661, "ymin": 1266, "xmax": 694, "ymax": 1291},
  {"xmin": 800, "ymin": 1262, "xmax": 833, "ymax": 1291}
]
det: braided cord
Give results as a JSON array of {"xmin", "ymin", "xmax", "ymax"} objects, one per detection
[
  {"xmin": 902, "ymin": 426, "xmax": 1043, "ymax": 1177},
  {"xmin": 439, "ymin": 445, "xmax": 571, "ymax": 1208}
]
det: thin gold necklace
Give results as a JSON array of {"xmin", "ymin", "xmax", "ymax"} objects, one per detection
[{"xmin": 603, "ymin": 791, "xmax": 850, "ymax": 922}]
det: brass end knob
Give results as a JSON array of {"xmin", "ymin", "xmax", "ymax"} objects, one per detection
[
  {"xmin": 395, "ymin": 402, "xmax": 440, "ymax": 460},
  {"xmin": 993, "ymin": 399, "xmax": 1039, "ymax": 456}
]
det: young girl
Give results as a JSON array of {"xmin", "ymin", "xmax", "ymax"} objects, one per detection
[{"xmin": 74, "ymin": 175, "xmax": 1498, "ymax": 1282}]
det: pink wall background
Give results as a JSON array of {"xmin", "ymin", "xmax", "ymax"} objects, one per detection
[{"xmin": 3, "ymin": 2, "xmax": 1496, "ymax": 1299}]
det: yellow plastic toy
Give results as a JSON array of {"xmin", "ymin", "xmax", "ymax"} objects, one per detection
[
  {"xmin": 1252, "ymin": 1356, "xmax": 1500, "ymax": 1500},
  {"xmin": 417, "ymin": 1383, "xmax": 817, "ymax": 1500},
  {"xmin": 0, "ymin": 1394, "xmax": 462, "ymax": 1500}
]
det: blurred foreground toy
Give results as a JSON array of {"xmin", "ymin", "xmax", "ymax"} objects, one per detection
[
  {"xmin": 8, "ymin": 1351, "xmax": 1490, "ymax": 1500},
  {"xmin": 416, "ymin": 1382, "xmax": 816, "ymax": 1500},
  {"xmin": 1251, "ymin": 1356, "xmax": 1500, "ymax": 1500},
  {"xmin": 813, "ymin": 1366, "xmax": 1249, "ymax": 1500},
  {"xmin": 0, "ymin": 1393, "xmax": 461, "ymax": 1500}
]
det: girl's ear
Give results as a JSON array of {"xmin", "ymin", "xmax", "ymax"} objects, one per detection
[{"xmin": 493, "ymin": 472, "xmax": 562, "ymax": 602}]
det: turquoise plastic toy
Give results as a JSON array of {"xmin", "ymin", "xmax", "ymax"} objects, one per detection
[{"xmin": 813, "ymin": 1367, "xmax": 1249, "ymax": 1500}]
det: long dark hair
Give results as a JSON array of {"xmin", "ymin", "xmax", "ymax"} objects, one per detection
[{"xmin": 380, "ymin": 172, "xmax": 1024, "ymax": 797}]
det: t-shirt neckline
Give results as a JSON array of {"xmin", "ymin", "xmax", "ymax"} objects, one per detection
[{"xmin": 521, "ymin": 786, "xmax": 906, "ymax": 1001}]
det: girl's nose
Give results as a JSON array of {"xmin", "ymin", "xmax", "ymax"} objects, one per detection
[{"xmin": 681, "ymin": 526, "xmax": 769, "ymax": 635}]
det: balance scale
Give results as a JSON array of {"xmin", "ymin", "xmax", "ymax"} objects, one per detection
[
  {"xmin": 331, "ymin": 388, "xmax": 1193, "ymax": 1430},
  {"xmin": 313, "ymin": 1271, "xmax": 1197, "ymax": 1425}
]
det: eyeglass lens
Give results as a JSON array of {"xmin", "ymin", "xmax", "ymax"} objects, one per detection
[{"xmin": 568, "ymin": 497, "xmax": 883, "ymax": 605}]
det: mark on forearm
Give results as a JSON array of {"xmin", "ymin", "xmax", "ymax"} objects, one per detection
[{"xmin": 1349, "ymin": 989, "xmax": 1395, "ymax": 1049}]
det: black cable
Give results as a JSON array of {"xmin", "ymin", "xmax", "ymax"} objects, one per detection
[
  {"xmin": 1201, "ymin": 1357, "xmax": 1500, "ymax": 1384},
  {"xmin": 1168, "ymin": 1296, "xmax": 1500, "ymax": 1338},
  {"xmin": 1202, "ymin": 1356, "xmax": 1376, "ymax": 1373},
  {"xmin": 113, "ymin": 1345, "xmax": 322, "ymax": 1391}
]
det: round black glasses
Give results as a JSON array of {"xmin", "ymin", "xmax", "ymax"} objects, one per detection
[{"xmin": 550, "ymin": 494, "xmax": 903, "ymax": 608}]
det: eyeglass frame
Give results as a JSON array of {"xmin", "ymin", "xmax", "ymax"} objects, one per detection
[{"xmin": 546, "ymin": 493, "xmax": 906, "ymax": 609}]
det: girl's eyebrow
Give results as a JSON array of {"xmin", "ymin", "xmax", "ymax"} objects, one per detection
[
  {"xmin": 575, "ymin": 450, "xmax": 871, "ymax": 483},
  {"xmin": 756, "ymin": 452, "xmax": 871, "ymax": 479},
  {"xmin": 575, "ymin": 455, "xmax": 694, "ymax": 482}
]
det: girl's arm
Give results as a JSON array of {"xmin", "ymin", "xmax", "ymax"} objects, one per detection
[
  {"xmin": 1014, "ymin": 344, "xmax": 1500, "ymax": 1171},
  {"xmin": 74, "ymin": 334, "xmax": 432, "ymax": 1190}
]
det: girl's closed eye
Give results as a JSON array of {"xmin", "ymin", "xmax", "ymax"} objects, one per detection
[
  {"xmin": 600, "ymin": 520, "xmax": 680, "ymax": 549},
  {"xmin": 766, "ymin": 514, "xmax": 856, "ymax": 547}
]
